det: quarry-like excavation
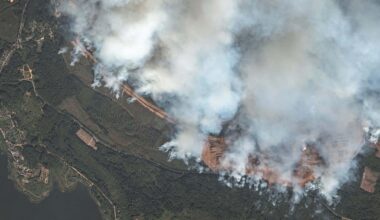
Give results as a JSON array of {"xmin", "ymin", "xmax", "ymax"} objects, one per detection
[{"xmin": 202, "ymin": 135, "xmax": 323, "ymax": 187}]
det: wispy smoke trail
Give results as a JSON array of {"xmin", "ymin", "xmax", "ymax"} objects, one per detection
[{"xmin": 57, "ymin": 0, "xmax": 380, "ymax": 197}]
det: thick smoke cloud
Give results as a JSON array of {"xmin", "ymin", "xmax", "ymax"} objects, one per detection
[{"xmin": 57, "ymin": 0, "xmax": 380, "ymax": 197}]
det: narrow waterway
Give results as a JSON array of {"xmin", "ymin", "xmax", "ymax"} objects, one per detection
[{"xmin": 0, "ymin": 154, "xmax": 102, "ymax": 220}]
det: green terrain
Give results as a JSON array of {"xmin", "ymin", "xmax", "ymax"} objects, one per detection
[{"xmin": 1, "ymin": 0, "xmax": 380, "ymax": 219}]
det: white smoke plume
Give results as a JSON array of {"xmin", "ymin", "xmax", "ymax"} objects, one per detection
[{"xmin": 57, "ymin": 0, "xmax": 380, "ymax": 197}]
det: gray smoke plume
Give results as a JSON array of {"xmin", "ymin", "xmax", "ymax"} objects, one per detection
[{"xmin": 57, "ymin": 0, "xmax": 380, "ymax": 198}]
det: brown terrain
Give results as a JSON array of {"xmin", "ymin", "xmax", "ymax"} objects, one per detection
[
  {"xmin": 76, "ymin": 128, "xmax": 97, "ymax": 150},
  {"xmin": 201, "ymin": 136, "xmax": 228, "ymax": 171},
  {"xmin": 202, "ymin": 136, "xmax": 324, "ymax": 187},
  {"xmin": 357, "ymin": 142, "xmax": 380, "ymax": 193},
  {"xmin": 360, "ymin": 167, "xmax": 380, "ymax": 193},
  {"xmin": 372, "ymin": 142, "xmax": 380, "ymax": 159}
]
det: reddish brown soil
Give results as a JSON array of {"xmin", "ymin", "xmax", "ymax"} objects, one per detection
[
  {"xmin": 76, "ymin": 128, "xmax": 97, "ymax": 150},
  {"xmin": 360, "ymin": 167, "xmax": 380, "ymax": 193},
  {"xmin": 201, "ymin": 136, "xmax": 324, "ymax": 187}
]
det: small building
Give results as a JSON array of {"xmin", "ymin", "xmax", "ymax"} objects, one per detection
[{"xmin": 76, "ymin": 128, "xmax": 97, "ymax": 150}]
